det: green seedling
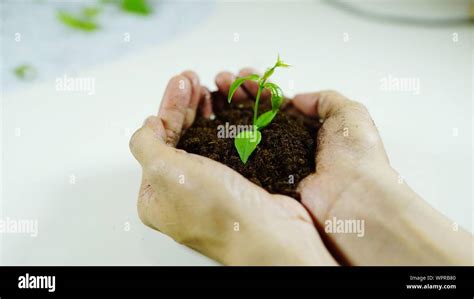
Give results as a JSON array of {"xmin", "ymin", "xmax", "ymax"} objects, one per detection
[{"xmin": 228, "ymin": 55, "xmax": 290, "ymax": 164}]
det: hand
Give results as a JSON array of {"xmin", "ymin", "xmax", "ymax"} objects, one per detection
[
  {"xmin": 215, "ymin": 68, "xmax": 473, "ymax": 265},
  {"xmin": 291, "ymin": 90, "xmax": 474, "ymax": 266},
  {"xmin": 129, "ymin": 71, "xmax": 337, "ymax": 265}
]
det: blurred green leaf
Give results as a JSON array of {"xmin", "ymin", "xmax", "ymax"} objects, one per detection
[
  {"xmin": 276, "ymin": 54, "xmax": 291, "ymax": 67},
  {"xmin": 82, "ymin": 7, "xmax": 101, "ymax": 19},
  {"xmin": 13, "ymin": 64, "xmax": 37, "ymax": 81},
  {"xmin": 121, "ymin": 0, "xmax": 152, "ymax": 15},
  {"xmin": 57, "ymin": 11, "xmax": 99, "ymax": 31}
]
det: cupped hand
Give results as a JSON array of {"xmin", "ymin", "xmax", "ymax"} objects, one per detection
[
  {"xmin": 216, "ymin": 68, "xmax": 473, "ymax": 266},
  {"xmin": 129, "ymin": 71, "xmax": 337, "ymax": 265}
]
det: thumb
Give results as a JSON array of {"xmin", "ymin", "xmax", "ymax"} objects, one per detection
[
  {"xmin": 292, "ymin": 90, "xmax": 348, "ymax": 120},
  {"xmin": 292, "ymin": 90, "xmax": 388, "ymax": 166},
  {"xmin": 129, "ymin": 116, "xmax": 170, "ymax": 168},
  {"xmin": 294, "ymin": 90, "xmax": 389, "ymax": 221}
]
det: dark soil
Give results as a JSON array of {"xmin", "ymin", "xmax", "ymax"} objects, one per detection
[{"xmin": 177, "ymin": 91, "xmax": 320, "ymax": 199}]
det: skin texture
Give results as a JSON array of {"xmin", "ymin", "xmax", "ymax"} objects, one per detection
[
  {"xmin": 130, "ymin": 71, "xmax": 336, "ymax": 266},
  {"xmin": 130, "ymin": 69, "xmax": 473, "ymax": 266}
]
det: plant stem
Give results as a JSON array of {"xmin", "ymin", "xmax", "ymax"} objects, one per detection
[{"xmin": 253, "ymin": 84, "xmax": 263, "ymax": 125}]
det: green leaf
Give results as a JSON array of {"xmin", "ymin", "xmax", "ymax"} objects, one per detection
[
  {"xmin": 276, "ymin": 54, "xmax": 291, "ymax": 68},
  {"xmin": 255, "ymin": 110, "xmax": 277, "ymax": 129},
  {"xmin": 261, "ymin": 67, "xmax": 275, "ymax": 82},
  {"xmin": 13, "ymin": 64, "xmax": 37, "ymax": 80},
  {"xmin": 234, "ymin": 129, "xmax": 262, "ymax": 164},
  {"xmin": 228, "ymin": 74, "xmax": 260, "ymax": 103},
  {"xmin": 264, "ymin": 82, "xmax": 284, "ymax": 111},
  {"xmin": 121, "ymin": 0, "xmax": 152, "ymax": 15},
  {"xmin": 57, "ymin": 11, "xmax": 99, "ymax": 31},
  {"xmin": 82, "ymin": 7, "xmax": 101, "ymax": 19},
  {"xmin": 261, "ymin": 55, "xmax": 291, "ymax": 82}
]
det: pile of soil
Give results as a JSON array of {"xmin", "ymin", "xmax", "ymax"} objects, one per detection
[{"xmin": 177, "ymin": 92, "xmax": 320, "ymax": 199}]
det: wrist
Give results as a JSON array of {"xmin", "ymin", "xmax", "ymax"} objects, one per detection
[{"xmin": 325, "ymin": 163, "xmax": 473, "ymax": 265}]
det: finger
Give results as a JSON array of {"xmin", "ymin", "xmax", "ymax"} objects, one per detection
[
  {"xmin": 158, "ymin": 74, "xmax": 192, "ymax": 146},
  {"xmin": 181, "ymin": 70, "xmax": 201, "ymax": 127},
  {"xmin": 198, "ymin": 86, "xmax": 214, "ymax": 119},
  {"xmin": 130, "ymin": 116, "xmax": 168, "ymax": 166},
  {"xmin": 215, "ymin": 71, "xmax": 248, "ymax": 102},
  {"xmin": 292, "ymin": 90, "xmax": 349, "ymax": 119},
  {"xmin": 238, "ymin": 68, "xmax": 271, "ymax": 100},
  {"xmin": 294, "ymin": 90, "xmax": 385, "ymax": 160}
]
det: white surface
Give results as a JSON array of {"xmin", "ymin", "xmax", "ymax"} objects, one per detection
[{"xmin": 1, "ymin": 0, "xmax": 473, "ymax": 265}]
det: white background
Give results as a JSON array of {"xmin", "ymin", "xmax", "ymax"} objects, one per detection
[{"xmin": 1, "ymin": 0, "xmax": 472, "ymax": 265}]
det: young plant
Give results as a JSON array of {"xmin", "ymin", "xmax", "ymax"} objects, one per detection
[{"xmin": 228, "ymin": 55, "xmax": 290, "ymax": 164}]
